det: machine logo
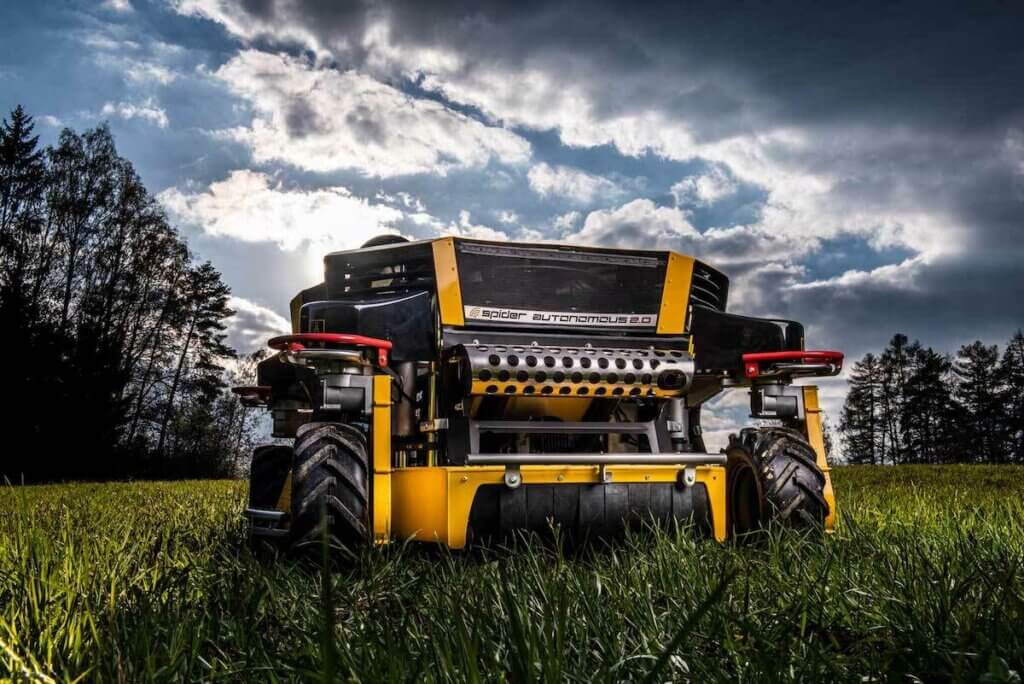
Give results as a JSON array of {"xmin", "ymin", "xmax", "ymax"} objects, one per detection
[{"xmin": 464, "ymin": 305, "xmax": 657, "ymax": 328}]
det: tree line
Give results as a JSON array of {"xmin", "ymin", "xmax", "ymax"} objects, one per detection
[
  {"xmin": 0, "ymin": 105, "xmax": 260, "ymax": 482},
  {"xmin": 839, "ymin": 331, "xmax": 1024, "ymax": 464}
]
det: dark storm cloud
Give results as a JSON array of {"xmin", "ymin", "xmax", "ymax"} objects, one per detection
[
  {"xmin": 214, "ymin": 1, "xmax": 1024, "ymax": 135},
  {"xmin": 177, "ymin": 0, "xmax": 1024, "ymax": 367}
]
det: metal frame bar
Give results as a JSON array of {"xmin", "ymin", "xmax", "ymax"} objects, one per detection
[
  {"xmin": 466, "ymin": 452, "xmax": 726, "ymax": 465},
  {"xmin": 469, "ymin": 419, "xmax": 663, "ymax": 453}
]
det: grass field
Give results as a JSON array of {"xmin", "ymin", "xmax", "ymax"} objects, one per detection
[{"xmin": 2, "ymin": 467, "xmax": 1023, "ymax": 682}]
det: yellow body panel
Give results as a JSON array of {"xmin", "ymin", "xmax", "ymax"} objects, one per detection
[
  {"xmin": 656, "ymin": 252, "xmax": 695, "ymax": 335},
  {"xmin": 801, "ymin": 385, "xmax": 837, "ymax": 531},
  {"xmin": 432, "ymin": 237, "xmax": 464, "ymax": 326},
  {"xmin": 391, "ymin": 464, "xmax": 727, "ymax": 549},
  {"xmin": 469, "ymin": 395, "xmax": 592, "ymax": 421},
  {"xmin": 372, "ymin": 375, "xmax": 392, "ymax": 542}
]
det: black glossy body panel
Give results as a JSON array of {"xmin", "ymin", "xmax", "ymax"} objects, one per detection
[
  {"xmin": 301, "ymin": 290, "xmax": 435, "ymax": 361},
  {"xmin": 691, "ymin": 308, "xmax": 805, "ymax": 376}
]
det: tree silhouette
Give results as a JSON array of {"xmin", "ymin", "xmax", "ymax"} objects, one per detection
[{"xmin": 0, "ymin": 105, "xmax": 252, "ymax": 482}]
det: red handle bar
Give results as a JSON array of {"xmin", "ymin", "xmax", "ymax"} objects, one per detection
[
  {"xmin": 268, "ymin": 333, "xmax": 392, "ymax": 367},
  {"xmin": 742, "ymin": 350, "xmax": 844, "ymax": 379}
]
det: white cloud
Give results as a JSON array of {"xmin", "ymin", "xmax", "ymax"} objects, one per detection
[
  {"xmin": 124, "ymin": 61, "xmax": 177, "ymax": 85},
  {"xmin": 101, "ymin": 99, "xmax": 169, "ymax": 128},
  {"xmin": 40, "ymin": 115, "xmax": 63, "ymax": 128},
  {"xmin": 444, "ymin": 210, "xmax": 509, "ymax": 241},
  {"xmin": 527, "ymin": 162, "xmax": 620, "ymax": 204},
  {"xmin": 102, "ymin": 0, "xmax": 133, "ymax": 12},
  {"xmin": 94, "ymin": 53, "xmax": 178, "ymax": 84},
  {"xmin": 496, "ymin": 210, "xmax": 518, "ymax": 225},
  {"xmin": 161, "ymin": 170, "xmax": 411, "ymax": 283},
  {"xmin": 1006, "ymin": 128, "xmax": 1024, "ymax": 176},
  {"xmin": 171, "ymin": 0, "xmax": 328, "ymax": 57},
  {"xmin": 226, "ymin": 296, "xmax": 291, "ymax": 352},
  {"xmin": 552, "ymin": 210, "xmax": 581, "ymax": 231},
  {"xmin": 375, "ymin": 191, "xmax": 426, "ymax": 212},
  {"xmin": 159, "ymin": 169, "xmax": 404, "ymax": 252},
  {"xmin": 406, "ymin": 58, "xmax": 960, "ymax": 262},
  {"xmin": 210, "ymin": 50, "xmax": 531, "ymax": 177},
  {"xmin": 569, "ymin": 199, "xmax": 699, "ymax": 249},
  {"xmin": 671, "ymin": 166, "xmax": 737, "ymax": 206}
]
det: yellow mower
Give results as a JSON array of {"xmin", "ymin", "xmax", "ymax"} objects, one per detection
[{"xmin": 234, "ymin": 236, "xmax": 840, "ymax": 551}]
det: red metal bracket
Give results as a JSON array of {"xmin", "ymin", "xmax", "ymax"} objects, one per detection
[
  {"xmin": 742, "ymin": 350, "xmax": 844, "ymax": 379},
  {"xmin": 268, "ymin": 333, "xmax": 393, "ymax": 367}
]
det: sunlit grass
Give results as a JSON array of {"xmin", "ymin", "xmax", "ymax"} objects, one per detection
[{"xmin": 2, "ymin": 467, "xmax": 1023, "ymax": 681}]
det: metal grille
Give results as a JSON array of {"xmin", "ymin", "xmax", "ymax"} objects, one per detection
[
  {"xmin": 460, "ymin": 343, "xmax": 695, "ymax": 398},
  {"xmin": 689, "ymin": 261, "xmax": 729, "ymax": 312},
  {"xmin": 325, "ymin": 242, "xmax": 435, "ymax": 298}
]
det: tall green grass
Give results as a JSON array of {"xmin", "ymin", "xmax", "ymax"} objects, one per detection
[{"xmin": 2, "ymin": 467, "xmax": 1022, "ymax": 682}]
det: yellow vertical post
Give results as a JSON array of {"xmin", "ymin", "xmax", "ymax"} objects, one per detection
[
  {"xmin": 432, "ymin": 237, "xmax": 465, "ymax": 326},
  {"xmin": 657, "ymin": 252, "xmax": 695, "ymax": 335},
  {"xmin": 801, "ymin": 385, "xmax": 837, "ymax": 531},
  {"xmin": 372, "ymin": 375, "xmax": 392, "ymax": 543}
]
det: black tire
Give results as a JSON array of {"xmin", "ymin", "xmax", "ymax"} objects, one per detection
[
  {"xmin": 290, "ymin": 422, "xmax": 370, "ymax": 552},
  {"xmin": 726, "ymin": 427, "xmax": 828, "ymax": 534}
]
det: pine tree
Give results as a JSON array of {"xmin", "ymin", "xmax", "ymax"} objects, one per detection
[
  {"xmin": 999, "ymin": 330, "xmax": 1024, "ymax": 462},
  {"xmin": 902, "ymin": 347, "xmax": 956, "ymax": 464},
  {"xmin": 953, "ymin": 341, "xmax": 1004, "ymax": 463},
  {"xmin": 0, "ymin": 105, "xmax": 46, "ymax": 314},
  {"xmin": 840, "ymin": 353, "xmax": 885, "ymax": 464},
  {"xmin": 0, "ymin": 105, "xmax": 45, "ymax": 239},
  {"xmin": 880, "ymin": 334, "xmax": 919, "ymax": 464},
  {"xmin": 156, "ymin": 261, "xmax": 235, "ymax": 456}
]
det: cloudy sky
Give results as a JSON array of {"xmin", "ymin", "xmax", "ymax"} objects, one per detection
[{"xmin": 3, "ymin": 0, "xmax": 1023, "ymax": 438}]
